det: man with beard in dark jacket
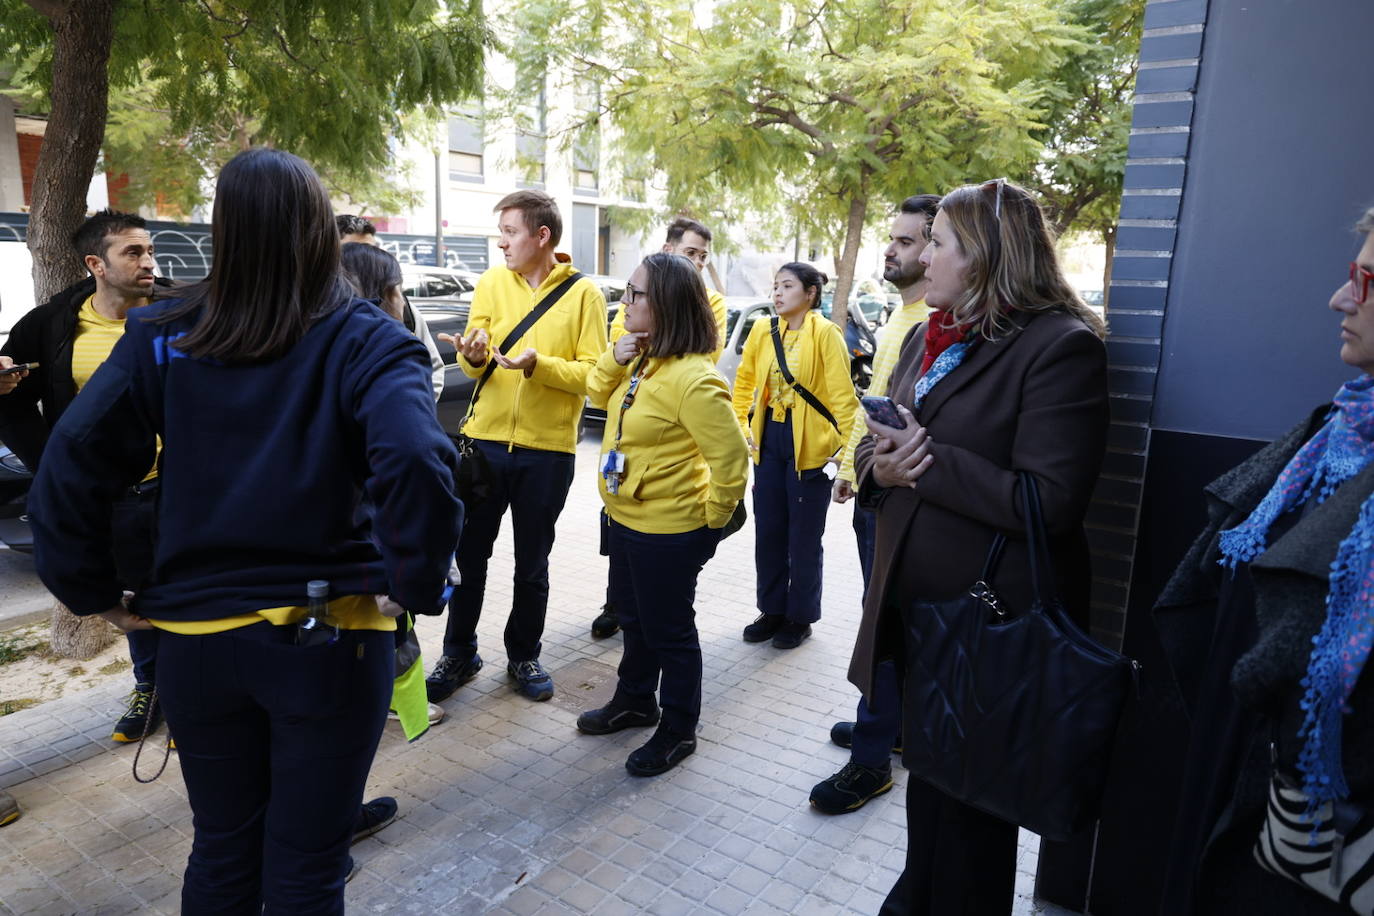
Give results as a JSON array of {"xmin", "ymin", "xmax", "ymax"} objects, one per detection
[{"xmin": 0, "ymin": 209, "xmax": 168, "ymax": 744}]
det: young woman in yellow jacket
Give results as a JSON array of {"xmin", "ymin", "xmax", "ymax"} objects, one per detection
[
  {"xmin": 578, "ymin": 253, "xmax": 749, "ymax": 777},
  {"xmin": 732, "ymin": 262, "xmax": 859, "ymax": 649}
]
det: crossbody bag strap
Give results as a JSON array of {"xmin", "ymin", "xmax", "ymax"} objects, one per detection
[
  {"xmin": 769, "ymin": 316, "xmax": 840, "ymax": 432},
  {"xmin": 459, "ymin": 271, "xmax": 584, "ymax": 431}
]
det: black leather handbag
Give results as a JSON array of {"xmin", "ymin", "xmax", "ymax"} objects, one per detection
[{"xmin": 900, "ymin": 471, "xmax": 1138, "ymax": 841}]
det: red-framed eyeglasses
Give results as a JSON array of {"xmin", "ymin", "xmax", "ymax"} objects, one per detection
[{"xmin": 1351, "ymin": 262, "xmax": 1374, "ymax": 305}]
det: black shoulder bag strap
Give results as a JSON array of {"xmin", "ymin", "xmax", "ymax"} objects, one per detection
[
  {"xmin": 460, "ymin": 271, "xmax": 584, "ymax": 430},
  {"xmin": 769, "ymin": 316, "xmax": 839, "ymax": 432}
]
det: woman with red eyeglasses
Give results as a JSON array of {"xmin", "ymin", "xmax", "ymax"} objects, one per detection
[{"xmin": 1153, "ymin": 209, "xmax": 1374, "ymax": 916}]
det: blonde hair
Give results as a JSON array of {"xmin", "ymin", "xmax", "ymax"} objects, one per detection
[{"xmin": 937, "ymin": 181, "xmax": 1107, "ymax": 340}]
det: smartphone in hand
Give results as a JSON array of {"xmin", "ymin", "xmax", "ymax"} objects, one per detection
[
  {"xmin": 860, "ymin": 395, "xmax": 908, "ymax": 430},
  {"xmin": 0, "ymin": 362, "xmax": 37, "ymax": 376}
]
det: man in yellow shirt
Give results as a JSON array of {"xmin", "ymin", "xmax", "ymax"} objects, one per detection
[
  {"xmin": 427, "ymin": 190, "xmax": 607, "ymax": 703},
  {"xmin": 591, "ymin": 216, "xmax": 729, "ymax": 639},
  {"xmin": 811, "ymin": 194, "xmax": 940, "ymax": 816},
  {"xmin": 0, "ymin": 209, "xmax": 165, "ymax": 744}
]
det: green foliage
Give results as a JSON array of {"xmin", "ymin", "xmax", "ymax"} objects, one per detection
[
  {"xmin": 0, "ymin": 0, "xmax": 491, "ymax": 217},
  {"xmin": 514, "ymin": 0, "xmax": 1093, "ymax": 303},
  {"xmin": 1028, "ymin": 0, "xmax": 1144, "ymax": 239}
]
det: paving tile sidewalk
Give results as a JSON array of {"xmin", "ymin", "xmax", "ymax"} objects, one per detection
[{"xmin": 0, "ymin": 435, "xmax": 1080, "ymax": 915}]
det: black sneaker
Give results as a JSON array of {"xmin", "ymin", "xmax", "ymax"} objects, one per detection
[
  {"xmin": 742, "ymin": 613, "xmax": 785, "ymax": 643},
  {"xmin": 352, "ymin": 796, "xmax": 398, "ymax": 843},
  {"xmin": 577, "ymin": 702, "xmax": 659, "ymax": 735},
  {"xmin": 425, "ymin": 654, "xmax": 483, "ymax": 702},
  {"xmin": 772, "ymin": 621, "xmax": 812, "ymax": 649},
  {"xmin": 830, "ymin": 721, "xmax": 902, "ymax": 755},
  {"xmin": 507, "ymin": 659, "xmax": 554, "ymax": 701},
  {"xmin": 809, "ymin": 761, "xmax": 894, "ymax": 814},
  {"xmin": 591, "ymin": 604, "xmax": 620, "ymax": 639},
  {"xmin": 626, "ymin": 725, "xmax": 697, "ymax": 777},
  {"xmin": 112, "ymin": 683, "xmax": 161, "ymax": 743}
]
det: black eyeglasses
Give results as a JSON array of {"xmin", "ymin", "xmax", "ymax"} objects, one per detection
[{"xmin": 623, "ymin": 283, "xmax": 646, "ymax": 306}]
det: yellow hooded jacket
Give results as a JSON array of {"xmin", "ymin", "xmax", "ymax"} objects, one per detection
[
  {"xmin": 459, "ymin": 256, "xmax": 607, "ymax": 454},
  {"xmin": 731, "ymin": 310, "xmax": 859, "ymax": 472},
  {"xmin": 588, "ymin": 348, "xmax": 749, "ymax": 534}
]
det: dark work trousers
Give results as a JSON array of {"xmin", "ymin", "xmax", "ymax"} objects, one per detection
[
  {"xmin": 443, "ymin": 439, "xmax": 575, "ymax": 662},
  {"xmin": 848, "ymin": 502, "xmax": 901, "ymax": 767},
  {"xmin": 606, "ymin": 518, "xmax": 719, "ymax": 735},
  {"xmin": 156, "ymin": 622, "xmax": 392, "ymax": 915},
  {"xmin": 111, "ymin": 482, "xmax": 159, "ymax": 686},
  {"xmin": 852, "ymin": 502, "xmax": 876, "ymax": 600},
  {"xmin": 752, "ymin": 414, "xmax": 831, "ymax": 623}
]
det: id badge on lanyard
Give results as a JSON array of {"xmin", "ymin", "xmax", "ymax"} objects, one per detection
[
  {"xmin": 603, "ymin": 357, "xmax": 646, "ymax": 495},
  {"xmin": 602, "ymin": 449, "xmax": 627, "ymax": 494}
]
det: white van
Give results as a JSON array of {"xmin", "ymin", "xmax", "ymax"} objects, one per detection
[{"xmin": 0, "ymin": 241, "xmax": 35, "ymax": 339}]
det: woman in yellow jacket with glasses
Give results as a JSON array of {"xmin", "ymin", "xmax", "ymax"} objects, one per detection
[
  {"xmin": 579, "ymin": 252, "xmax": 749, "ymax": 777},
  {"xmin": 733, "ymin": 262, "xmax": 859, "ymax": 649}
]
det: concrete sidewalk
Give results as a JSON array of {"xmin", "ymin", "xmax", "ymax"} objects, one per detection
[{"xmin": 0, "ymin": 435, "xmax": 1079, "ymax": 915}]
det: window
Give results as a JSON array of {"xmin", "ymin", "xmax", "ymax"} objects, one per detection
[
  {"xmin": 516, "ymin": 86, "xmax": 547, "ymax": 188},
  {"xmin": 448, "ymin": 105, "xmax": 484, "ymax": 182}
]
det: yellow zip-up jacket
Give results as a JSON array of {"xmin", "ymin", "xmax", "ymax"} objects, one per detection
[
  {"xmin": 732, "ymin": 310, "xmax": 858, "ymax": 472},
  {"xmin": 588, "ymin": 347, "xmax": 749, "ymax": 533},
  {"xmin": 460, "ymin": 256, "xmax": 607, "ymax": 454},
  {"xmin": 609, "ymin": 288, "xmax": 729, "ymax": 364}
]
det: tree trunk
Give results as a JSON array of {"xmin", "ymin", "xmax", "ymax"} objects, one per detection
[
  {"xmin": 1102, "ymin": 224, "xmax": 1117, "ymax": 310},
  {"xmin": 49, "ymin": 601, "xmax": 117, "ymax": 660},
  {"xmin": 27, "ymin": 0, "xmax": 117, "ymax": 303},
  {"xmin": 831, "ymin": 192, "xmax": 869, "ymax": 333}
]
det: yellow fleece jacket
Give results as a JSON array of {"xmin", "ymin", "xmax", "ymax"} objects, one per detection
[
  {"xmin": 609, "ymin": 288, "xmax": 729, "ymax": 364},
  {"xmin": 460, "ymin": 256, "xmax": 607, "ymax": 454},
  {"xmin": 732, "ymin": 310, "xmax": 859, "ymax": 472},
  {"xmin": 588, "ymin": 348, "xmax": 749, "ymax": 533}
]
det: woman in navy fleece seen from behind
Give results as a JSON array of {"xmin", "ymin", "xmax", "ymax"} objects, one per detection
[{"xmin": 28, "ymin": 148, "xmax": 462, "ymax": 914}]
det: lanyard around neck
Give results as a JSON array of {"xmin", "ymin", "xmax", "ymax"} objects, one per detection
[{"xmin": 612, "ymin": 354, "xmax": 649, "ymax": 449}]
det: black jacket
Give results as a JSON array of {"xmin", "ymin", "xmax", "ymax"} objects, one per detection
[{"xmin": 0, "ymin": 276, "xmax": 173, "ymax": 471}]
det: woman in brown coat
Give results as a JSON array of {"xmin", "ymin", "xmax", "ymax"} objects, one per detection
[{"xmin": 851, "ymin": 180, "xmax": 1109, "ymax": 915}]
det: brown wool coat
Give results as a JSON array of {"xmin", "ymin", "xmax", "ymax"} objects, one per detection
[{"xmin": 848, "ymin": 310, "xmax": 1110, "ymax": 701}]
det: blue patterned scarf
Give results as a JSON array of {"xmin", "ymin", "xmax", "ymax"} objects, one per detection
[
  {"xmin": 912, "ymin": 338, "xmax": 975, "ymax": 409},
  {"xmin": 1219, "ymin": 374, "xmax": 1374, "ymax": 824}
]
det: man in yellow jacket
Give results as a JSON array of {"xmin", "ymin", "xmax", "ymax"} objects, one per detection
[
  {"xmin": 591, "ymin": 216, "xmax": 729, "ymax": 639},
  {"xmin": 427, "ymin": 190, "xmax": 607, "ymax": 703}
]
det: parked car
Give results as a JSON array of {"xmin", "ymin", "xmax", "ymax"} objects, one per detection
[{"xmin": 0, "ymin": 441, "xmax": 32, "ymax": 552}]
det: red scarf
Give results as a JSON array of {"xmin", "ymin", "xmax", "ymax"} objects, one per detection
[{"xmin": 921, "ymin": 310, "xmax": 971, "ymax": 374}]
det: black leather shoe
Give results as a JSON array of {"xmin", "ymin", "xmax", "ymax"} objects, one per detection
[
  {"xmin": 742, "ymin": 613, "xmax": 785, "ymax": 643},
  {"xmin": 577, "ymin": 702, "xmax": 659, "ymax": 735},
  {"xmin": 591, "ymin": 605, "xmax": 620, "ymax": 639},
  {"xmin": 425, "ymin": 653, "xmax": 483, "ymax": 702},
  {"xmin": 772, "ymin": 622, "xmax": 812, "ymax": 649},
  {"xmin": 626, "ymin": 726, "xmax": 697, "ymax": 777},
  {"xmin": 830, "ymin": 721, "xmax": 855, "ymax": 749}
]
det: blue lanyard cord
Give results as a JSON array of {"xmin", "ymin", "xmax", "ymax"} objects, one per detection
[{"xmin": 613, "ymin": 355, "xmax": 648, "ymax": 450}]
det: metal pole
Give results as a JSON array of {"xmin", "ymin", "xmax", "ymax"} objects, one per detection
[{"xmin": 434, "ymin": 141, "xmax": 446, "ymax": 268}]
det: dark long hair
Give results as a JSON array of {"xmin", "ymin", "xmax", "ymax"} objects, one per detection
[
  {"xmin": 640, "ymin": 253, "xmax": 718, "ymax": 358},
  {"xmin": 778, "ymin": 261, "xmax": 827, "ymax": 310},
  {"xmin": 340, "ymin": 243, "xmax": 402, "ymax": 300},
  {"xmin": 154, "ymin": 148, "xmax": 350, "ymax": 362}
]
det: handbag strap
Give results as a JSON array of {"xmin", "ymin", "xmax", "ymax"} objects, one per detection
[
  {"xmin": 1018, "ymin": 471, "xmax": 1060, "ymax": 607},
  {"xmin": 769, "ymin": 317, "xmax": 840, "ymax": 432},
  {"xmin": 460, "ymin": 271, "xmax": 584, "ymax": 431}
]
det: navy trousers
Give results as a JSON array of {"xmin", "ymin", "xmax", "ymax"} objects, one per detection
[
  {"xmin": 112, "ymin": 484, "xmax": 159, "ymax": 686},
  {"xmin": 443, "ymin": 440, "xmax": 575, "ymax": 662},
  {"xmin": 607, "ymin": 518, "xmax": 718, "ymax": 735},
  {"xmin": 156, "ymin": 623, "xmax": 392, "ymax": 914},
  {"xmin": 847, "ymin": 502, "xmax": 902, "ymax": 767},
  {"xmin": 752, "ymin": 416, "xmax": 831, "ymax": 623}
]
